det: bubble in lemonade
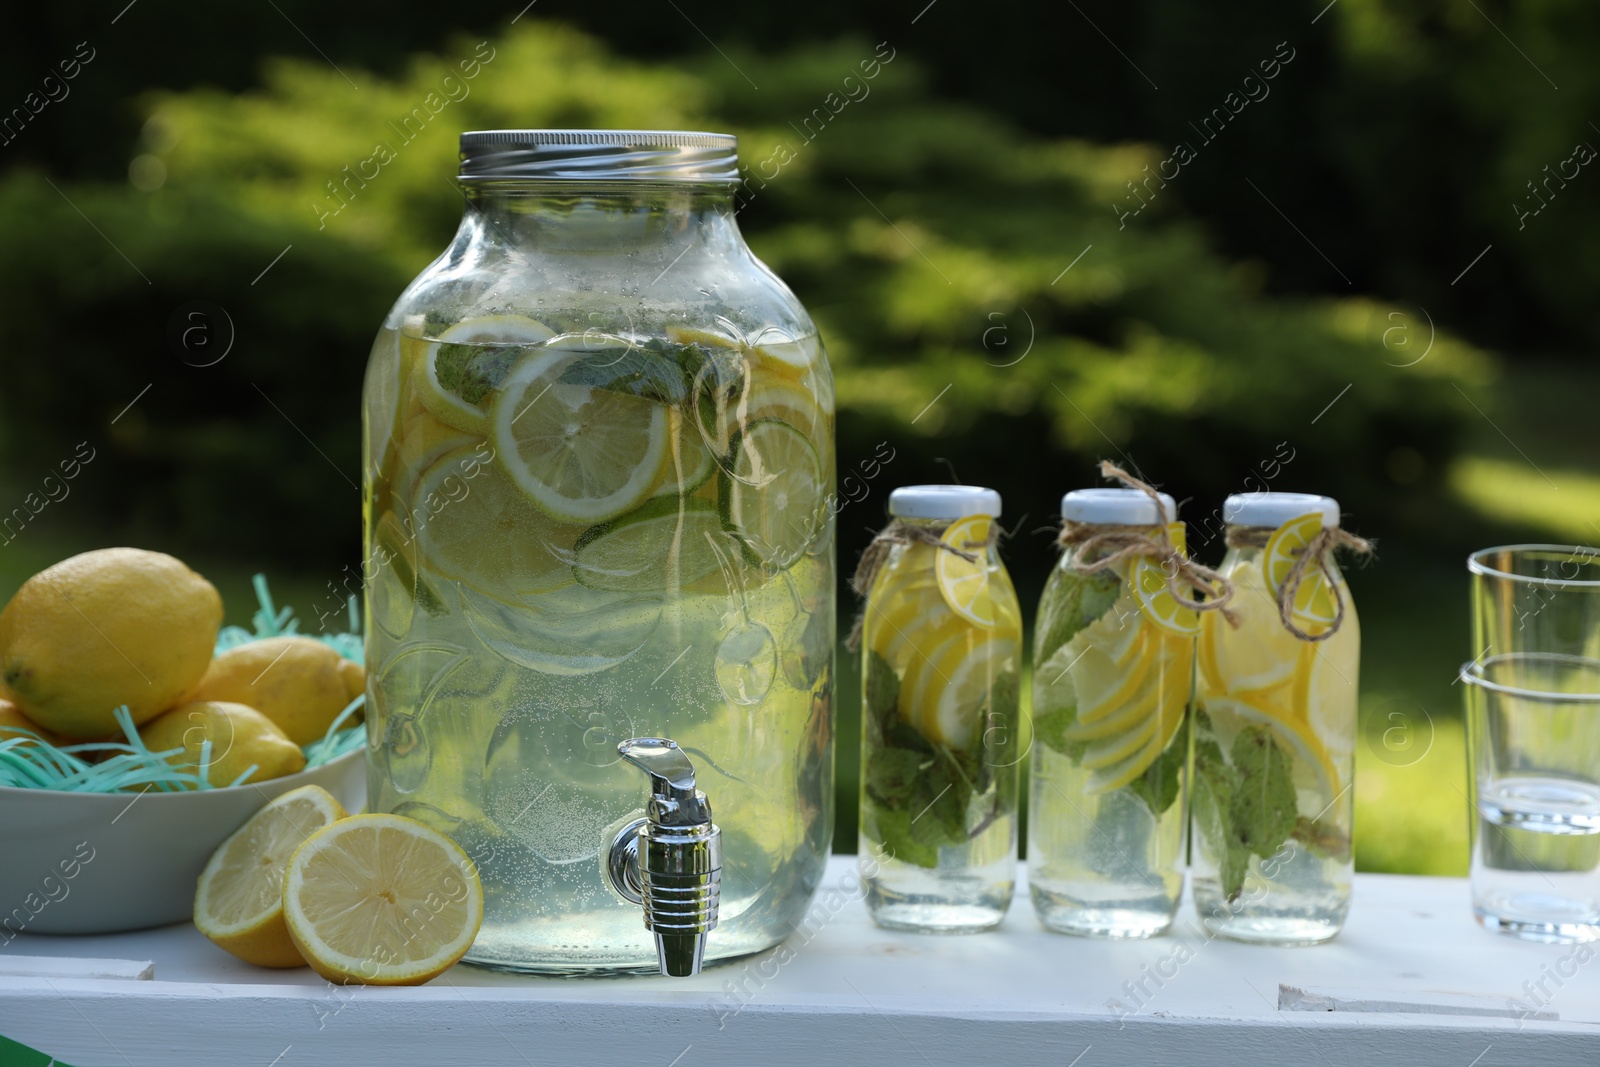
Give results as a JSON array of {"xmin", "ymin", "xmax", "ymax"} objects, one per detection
[
  {"xmin": 1190, "ymin": 495, "xmax": 1362, "ymax": 945},
  {"xmin": 362, "ymin": 313, "xmax": 835, "ymax": 972}
]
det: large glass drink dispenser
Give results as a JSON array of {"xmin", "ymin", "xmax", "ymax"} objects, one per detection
[{"xmin": 360, "ymin": 130, "xmax": 836, "ymax": 973}]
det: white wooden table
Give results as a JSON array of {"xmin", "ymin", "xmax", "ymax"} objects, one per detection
[{"xmin": 3, "ymin": 858, "xmax": 1597, "ymax": 1066}]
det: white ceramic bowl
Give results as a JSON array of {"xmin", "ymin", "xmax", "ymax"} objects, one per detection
[{"xmin": 0, "ymin": 749, "xmax": 366, "ymax": 935}]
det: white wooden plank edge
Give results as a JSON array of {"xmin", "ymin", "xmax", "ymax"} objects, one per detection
[
  {"xmin": 1278, "ymin": 982, "xmax": 1561, "ymax": 1020},
  {"xmin": 0, "ymin": 954, "xmax": 153, "ymax": 981},
  {"xmin": 1, "ymin": 983, "xmax": 1597, "ymax": 1067}
]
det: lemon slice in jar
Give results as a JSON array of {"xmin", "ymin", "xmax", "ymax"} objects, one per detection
[
  {"xmin": 1198, "ymin": 560, "xmax": 1301, "ymax": 696},
  {"xmin": 194, "ymin": 785, "xmax": 347, "ymax": 968},
  {"xmin": 935, "ymin": 515, "xmax": 1001, "ymax": 629},
  {"xmin": 1291, "ymin": 638, "xmax": 1357, "ymax": 781},
  {"xmin": 412, "ymin": 449, "xmax": 585, "ymax": 599},
  {"xmin": 491, "ymin": 346, "xmax": 670, "ymax": 524},
  {"xmin": 721, "ymin": 418, "xmax": 826, "ymax": 568},
  {"xmin": 921, "ymin": 632, "xmax": 1018, "ymax": 750},
  {"xmin": 1262, "ymin": 512, "xmax": 1339, "ymax": 631},
  {"xmin": 284, "ymin": 814, "xmax": 483, "ymax": 986},
  {"xmin": 1133, "ymin": 523, "xmax": 1201, "ymax": 637},
  {"xmin": 415, "ymin": 314, "xmax": 556, "ymax": 434}
]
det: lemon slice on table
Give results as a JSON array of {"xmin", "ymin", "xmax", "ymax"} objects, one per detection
[
  {"xmin": 935, "ymin": 515, "xmax": 1001, "ymax": 629},
  {"xmin": 194, "ymin": 785, "xmax": 346, "ymax": 968},
  {"xmin": 491, "ymin": 346, "xmax": 670, "ymax": 524},
  {"xmin": 412, "ymin": 449, "xmax": 585, "ymax": 599},
  {"xmin": 921, "ymin": 632, "xmax": 1017, "ymax": 750},
  {"xmin": 1133, "ymin": 523, "xmax": 1201, "ymax": 637},
  {"xmin": 721, "ymin": 418, "xmax": 827, "ymax": 567},
  {"xmin": 284, "ymin": 814, "xmax": 483, "ymax": 986},
  {"xmin": 1205, "ymin": 694, "xmax": 1340, "ymax": 802},
  {"xmin": 1262, "ymin": 512, "xmax": 1339, "ymax": 631},
  {"xmin": 414, "ymin": 314, "xmax": 557, "ymax": 434}
]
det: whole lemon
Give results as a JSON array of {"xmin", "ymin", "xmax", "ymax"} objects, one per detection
[
  {"xmin": 182, "ymin": 637, "xmax": 366, "ymax": 746},
  {"xmin": 0, "ymin": 697, "xmax": 60, "ymax": 746},
  {"xmin": 0, "ymin": 548, "xmax": 223, "ymax": 739},
  {"xmin": 140, "ymin": 701, "xmax": 306, "ymax": 787}
]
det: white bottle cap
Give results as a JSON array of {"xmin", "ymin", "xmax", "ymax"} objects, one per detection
[
  {"xmin": 1223, "ymin": 492, "xmax": 1340, "ymax": 528},
  {"xmin": 1061, "ymin": 488, "xmax": 1176, "ymax": 525},
  {"xmin": 888, "ymin": 484, "xmax": 1001, "ymax": 521}
]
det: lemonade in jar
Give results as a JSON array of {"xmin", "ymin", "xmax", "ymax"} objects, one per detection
[
  {"xmin": 1192, "ymin": 492, "xmax": 1369, "ymax": 944},
  {"xmin": 362, "ymin": 131, "xmax": 836, "ymax": 972},
  {"xmin": 1029, "ymin": 485, "xmax": 1215, "ymax": 938},
  {"xmin": 855, "ymin": 485, "xmax": 1022, "ymax": 932}
]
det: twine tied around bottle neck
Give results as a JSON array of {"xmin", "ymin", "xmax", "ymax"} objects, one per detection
[
  {"xmin": 844, "ymin": 517, "xmax": 999, "ymax": 651},
  {"xmin": 1058, "ymin": 461, "xmax": 1237, "ymax": 625},
  {"xmin": 1225, "ymin": 522, "xmax": 1373, "ymax": 642}
]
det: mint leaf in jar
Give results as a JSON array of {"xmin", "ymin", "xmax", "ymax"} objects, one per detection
[
  {"xmin": 1035, "ymin": 568, "xmax": 1120, "ymax": 664},
  {"xmin": 1127, "ymin": 714, "xmax": 1187, "ymax": 818}
]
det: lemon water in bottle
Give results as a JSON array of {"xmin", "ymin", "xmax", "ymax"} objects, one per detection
[
  {"xmin": 1029, "ymin": 487, "xmax": 1199, "ymax": 938},
  {"xmin": 1192, "ymin": 492, "xmax": 1367, "ymax": 944},
  {"xmin": 855, "ymin": 485, "xmax": 1022, "ymax": 932}
]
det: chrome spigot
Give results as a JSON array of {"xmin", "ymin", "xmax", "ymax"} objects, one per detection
[{"xmin": 605, "ymin": 738, "xmax": 722, "ymax": 977}]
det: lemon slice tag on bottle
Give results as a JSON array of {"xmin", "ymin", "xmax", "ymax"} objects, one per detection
[
  {"xmin": 1262, "ymin": 512, "xmax": 1339, "ymax": 629},
  {"xmin": 1133, "ymin": 522, "xmax": 1200, "ymax": 637},
  {"xmin": 935, "ymin": 514, "xmax": 999, "ymax": 629}
]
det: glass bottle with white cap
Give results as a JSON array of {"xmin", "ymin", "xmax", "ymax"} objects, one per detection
[
  {"xmin": 854, "ymin": 484, "xmax": 1022, "ymax": 932},
  {"xmin": 1029, "ymin": 487, "xmax": 1197, "ymax": 938},
  {"xmin": 1192, "ymin": 492, "xmax": 1365, "ymax": 944}
]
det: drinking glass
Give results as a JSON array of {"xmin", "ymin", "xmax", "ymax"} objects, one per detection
[{"xmin": 1466, "ymin": 545, "xmax": 1600, "ymax": 941}]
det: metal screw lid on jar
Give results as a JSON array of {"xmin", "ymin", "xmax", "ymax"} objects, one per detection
[
  {"xmin": 1223, "ymin": 491, "xmax": 1340, "ymax": 528},
  {"xmin": 1061, "ymin": 487, "xmax": 1176, "ymax": 526},
  {"xmin": 458, "ymin": 130, "xmax": 740, "ymax": 183},
  {"xmin": 888, "ymin": 485, "xmax": 1001, "ymax": 521}
]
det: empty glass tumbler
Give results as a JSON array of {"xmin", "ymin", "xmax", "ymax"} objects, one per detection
[{"xmin": 1466, "ymin": 545, "xmax": 1600, "ymax": 942}]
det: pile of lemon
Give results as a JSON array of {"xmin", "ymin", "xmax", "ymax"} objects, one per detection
[{"xmin": 0, "ymin": 547, "xmax": 362, "ymax": 786}]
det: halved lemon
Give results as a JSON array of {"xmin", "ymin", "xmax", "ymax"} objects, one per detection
[
  {"xmin": 935, "ymin": 515, "xmax": 1001, "ymax": 629},
  {"xmin": 194, "ymin": 785, "xmax": 347, "ymax": 968},
  {"xmin": 415, "ymin": 314, "xmax": 556, "ymax": 433},
  {"xmin": 284, "ymin": 814, "xmax": 483, "ymax": 986},
  {"xmin": 412, "ymin": 450, "xmax": 584, "ymax": 598},
  {"xmin": 1133, "ymin": 523, "xmax": 1201, "ymax": 637},
  {"xmin": 1292, "ymin": 635, "xmax": 1359, "ymax": 778},
  {"xmin": 922, "ymin": 632, "xmax": 1018, "ymax": 749},
  {"xmin": 491, "ymin": 346, "xmax": 670, "ymax": 524},
  {"xmin": 1262, "ymin": 512, "xmax": 1338, "ymax": 630}
]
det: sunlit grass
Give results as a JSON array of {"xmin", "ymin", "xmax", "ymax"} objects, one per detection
[{"xmin": 1450, "ymin": 455, "xmax": 1600, "ymax": 546}]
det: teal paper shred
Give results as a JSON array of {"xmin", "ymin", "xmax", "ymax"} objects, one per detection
[{"xmin": 0, "ymin": 577, "xmax": 366, "ymax": 793}]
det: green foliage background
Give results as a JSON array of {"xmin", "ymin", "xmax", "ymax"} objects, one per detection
[{"xmin": 5, "ymin": 2, "xmax": 1600, "ymax": 876}]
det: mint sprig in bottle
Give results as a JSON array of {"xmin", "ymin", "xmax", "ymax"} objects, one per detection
[
  {"xmin": 1028, "ymin": 487, "xmax": 1202, "ymax": 938},
  {"xmin": 1191, "ymin": 493, "xmax": 1368, "ymax": 944},
  {"xmin": 855, "ymin": 485, "xmax": 1022, "ymax": 933}
]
